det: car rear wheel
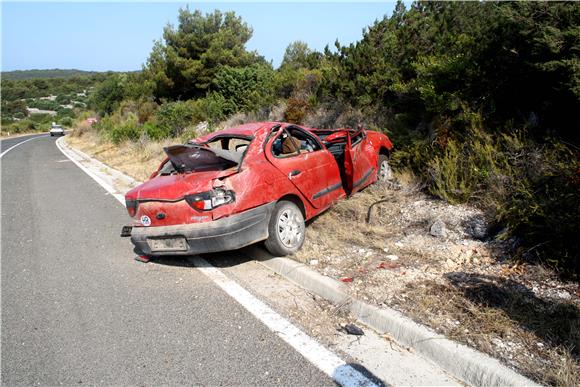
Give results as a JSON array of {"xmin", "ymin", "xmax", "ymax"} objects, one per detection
[
  {"xmin": 265, "ymin": 200, "xmax": 305, "ymax": 256},
  {"xmin": 377, "ymin": 154, "xmax": 393, "ymax": 182}
]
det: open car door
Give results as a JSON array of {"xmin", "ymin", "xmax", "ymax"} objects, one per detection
[
  {"xmin": 265, "ymin": 126, "xmax": 345, "ymax": 209},
  {"xmin": 346, "ymin": 128, "xmax": 376, "ymax": 194},
  {"xmin": 334, "ymin": 128, "xmax": 375, "ymax": 195}
]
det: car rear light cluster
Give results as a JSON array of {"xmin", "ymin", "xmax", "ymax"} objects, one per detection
[
  {"xmin": 126, "ymin": 199, "xmax": 138, "ymax": 217},
  {"xmin": 185, "ymin": 188, "xmax": 235, "ymax": 211},
  {"xmin": 124, "ymin": 188, "xmax": 234, "ymax": 217}
]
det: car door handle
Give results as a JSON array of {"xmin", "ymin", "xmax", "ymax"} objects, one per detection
[{"xmin": 289, "ymin": 170, "xmax": 301, "ymax": 178}]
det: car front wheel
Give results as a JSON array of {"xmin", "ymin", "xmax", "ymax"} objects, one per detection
[
  {"xmin": 265, "ymin": 200, "xmax": 305, "ymax": 256},
  {"xmin": 377, "ymin": 154, "xmax": 393, "ymax": 182}
]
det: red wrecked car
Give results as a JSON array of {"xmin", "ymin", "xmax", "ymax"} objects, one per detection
[{"xmin": 121, "ymin": 122, "xmax": 393, "ymax": 257}]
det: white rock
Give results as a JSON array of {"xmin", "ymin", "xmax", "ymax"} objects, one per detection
[
  {"xmin": 309, "ymin": 259, "xmax": 319, "ymax": 266},
  {"xmin": 557, "ymin": 290, "xmax": 571, "ymax": 300},
  {"xmin": 430, "ymin": 219, "xmax": 447, "ymax": 238},
  {"xmin": 386, "ymin": 255, "xmax": 399, "ymax": 261}
]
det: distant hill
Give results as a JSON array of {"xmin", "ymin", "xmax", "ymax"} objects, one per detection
[{"xmin": 2, "ymin": 69, "xmax": 100, "ymax": 80}]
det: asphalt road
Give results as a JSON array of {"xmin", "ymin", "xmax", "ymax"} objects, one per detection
[{"xmin": 1, "ymin": 135, "xmax": 333, "ymax": 385}]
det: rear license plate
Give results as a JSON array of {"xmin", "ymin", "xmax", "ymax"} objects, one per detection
[{"xmin": 148, "ymin": 237, "xmax": 188, "ymax": 252}]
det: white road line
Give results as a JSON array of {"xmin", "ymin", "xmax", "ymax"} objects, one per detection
[
  {"xmin": 190, "ymin": 256, "xmax": 377, "ymax": 387},
  {"xmin": 0, "ymin": 135, "xmax": 48, "ymax": 158},
  {"xmin": 56, "ymin": 137, "xmax": 378, "ymax": 386}
]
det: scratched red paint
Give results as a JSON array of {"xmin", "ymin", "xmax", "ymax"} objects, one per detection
[{"xmin": 125, "ymin": 122, "xmax": 393, "ymax": 228}]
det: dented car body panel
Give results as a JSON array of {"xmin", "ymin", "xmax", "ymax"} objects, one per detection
[{"xmin": 124, "ymin": 121, "xmax": 393, "ymax": 256}]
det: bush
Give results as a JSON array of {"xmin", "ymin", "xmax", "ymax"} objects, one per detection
[
  {"xmin": 495, "ymin": 140, "xmax": 579, "ymax": 277},
  {"xmin": 137, "ymin": 100, "xmax": 158, "ymax": 124},
  {"xmin": 155, "ymin": 100, "xmax": 203, "ymax": 137},
  {"xmin": 59, "ymin": 117, "xmax": 73, "ymax": 127},
  {"xmin": 3, "ymin": 119, "xmax": 38, "ymax": 134},
  {"xmin": 423, "ymin": 129, "xmax": 579, "ymax": 278},
  {"xmin": 27, "ymin": 99, "xmax": 59, "ymax": 111},
  {"xmin": 142, "ymin": 122, "xmax": 169, "ymax": 140},
  {"xmin": 212, "ymin": 64, "xmax": 276, "ymax": 114},
  {"xmin": 107, "ymin": 118, "xmax": 141, "ymax": 144},
  {"xmin": 197, "ymin": 93, "xmax": 232, "ymax": 124},
  {"xmin": 284, "ymin": 97, "xmax": 309, "ymax": 124},
  {"xmin": 29, "ymin": 113, "xmax": 52, "ymax": 124},
  {"xmin": 57, "ymin": 107, "xmax": 75, "ymax": 118}
]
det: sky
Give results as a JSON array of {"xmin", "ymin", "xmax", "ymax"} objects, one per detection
[{"xmin": 1, "ymin": 1, "xmax": 399, "ymax": 72}]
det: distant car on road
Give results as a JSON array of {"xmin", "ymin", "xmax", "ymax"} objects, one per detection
[
  {"xmin": 49, "ymin": 123, "xmax": 65, "ymax": 137},
  {"xmin": 122, "ymin": 122, "xmax": 393, "ymax": 257}
]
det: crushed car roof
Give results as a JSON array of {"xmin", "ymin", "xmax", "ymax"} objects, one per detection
[{"xmin": 195, "ymin": 122, "xmax": 292, "ymax": 143}]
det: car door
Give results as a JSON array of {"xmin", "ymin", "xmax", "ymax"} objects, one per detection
[
  {"xmin": 345, "ymin": 128, "xmax": 375, "ymax": 194},
  {"xmin": 265, "ymin": 126, "xmax": 344, "ymax": 209}
]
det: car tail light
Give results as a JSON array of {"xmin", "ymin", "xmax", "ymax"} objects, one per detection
[
  {"xmin": 126, "ymin": 199, "xmax": 138, "ymax": 217},
  {"xmin": 185, "ymin": 188, "xmax": 235, "ymax": 211}
]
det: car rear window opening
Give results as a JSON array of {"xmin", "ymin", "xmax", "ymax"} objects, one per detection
[{"xmin": 164, "ymin": 145, "xmax": 240, "ymax": 173}]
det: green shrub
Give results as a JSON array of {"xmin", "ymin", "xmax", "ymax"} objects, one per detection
[
  {"xmin": 59, "ymin": 117, "xmax": 73, "ymax": 127},
  {"xmin": 422, "ymin": 128, "xmax": 579, "ymax": 278},
  {"xmin": 137, "ymin": 100, "xmax": 158, "ymax": 124},
  {"xmin": 155, "ymin": 100, "xmax": 203, "ymax": 137},
  {"xmin": 3, "ymin": 119, "xmax": 38, "ymax": 134},
  {"xmin": 57, "ymin": 107, "xmax": 75, "ymax": 118},
  {"xmin": 27, "ymin": 99, "xmax": 59, "ymax": 111},
  {"xmin": 55, "ymin": 94, "xmax": 72, "ymax": 104},
  {"xmin": 107, "ymin": 119, "xmax": 141, "ymax": 144},
  {"xmin": 142, "ymin": 122, "xmax": 170, "ymax": 140},
  {"xmin": 29, "ymin": 113, "xmax": 52, "ymax": 124},
  {"xmin": 197, "ymin": 93, "xmax": 232, "ymax": 124},
  {"xmin": 212, "ymin": 64, "xmax": 276, "ymax": 114},
  {"xmin": 495, "ymin": 141, "xmax": 579, "ymax": 277}
]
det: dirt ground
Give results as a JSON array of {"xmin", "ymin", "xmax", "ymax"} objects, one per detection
[
  {"xmin": 68, "ymin": 131, "xmax": 579, "ymax": 386},
  {"xmin": 293, "ymin": 183, "xmax": 579, "ymax": 386}
]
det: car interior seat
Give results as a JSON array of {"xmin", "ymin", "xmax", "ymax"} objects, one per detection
[{"xmin": 281, "ymin": 136, "xmax": 300, "ymax": 155}]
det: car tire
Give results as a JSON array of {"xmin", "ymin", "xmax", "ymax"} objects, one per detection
[
  {"xmin": 377, "ymin": 154, "xmax": 393, "ymax": 182},
  {"xmin": 265, "ymin": 200, "xmax": 305, "ymax": 256}
]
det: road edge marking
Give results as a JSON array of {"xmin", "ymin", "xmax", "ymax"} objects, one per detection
[
  {"xmin": 190, "ymin": 256, "xmax": 377, "ymax": 387},
  {"xmin": 0, "ymin": 135, "xmax": 48, "ymax": 158},
  {"xmin": 57, "ymin": 137, "xmax": 377, "ymax": 386}
]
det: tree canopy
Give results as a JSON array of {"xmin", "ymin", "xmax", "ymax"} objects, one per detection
[{"xmin": 143, "ymin": 8, "xmax": 265, "ymax": 101}]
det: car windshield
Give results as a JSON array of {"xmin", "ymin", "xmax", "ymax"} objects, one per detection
[{"xmin": 163, "ymin": 144, "xmax": 240, "ymax": 173}]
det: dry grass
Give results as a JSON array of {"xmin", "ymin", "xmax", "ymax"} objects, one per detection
[
  {"xmin": 67, "ymin": 130, "xmax": 173, "ymax": 182},
  {"xmin": 392, "ymin": 277, "xmax": 579, "ymax": 386}
]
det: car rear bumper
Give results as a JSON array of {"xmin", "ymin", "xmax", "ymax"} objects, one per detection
[{"xmin": 128, "ymin": 202, "xmax": 275, "ymax": 256}]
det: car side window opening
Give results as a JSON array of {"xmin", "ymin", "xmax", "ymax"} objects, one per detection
[
  {"xmin": 351, "ymin": 130, "xmax": 365, "ymax": 147},
  {"xmin": 271, "ymin": 127, "xmax": 321, "ymax": 158}
]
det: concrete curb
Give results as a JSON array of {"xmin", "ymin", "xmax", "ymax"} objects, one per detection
[
  {"xmin": 246, "ymin": 245, "xmax": 538, "ymax": 387},
  {"xmin": 60, "ymin": 138, "xmax": 537, "ymax": 387}
]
